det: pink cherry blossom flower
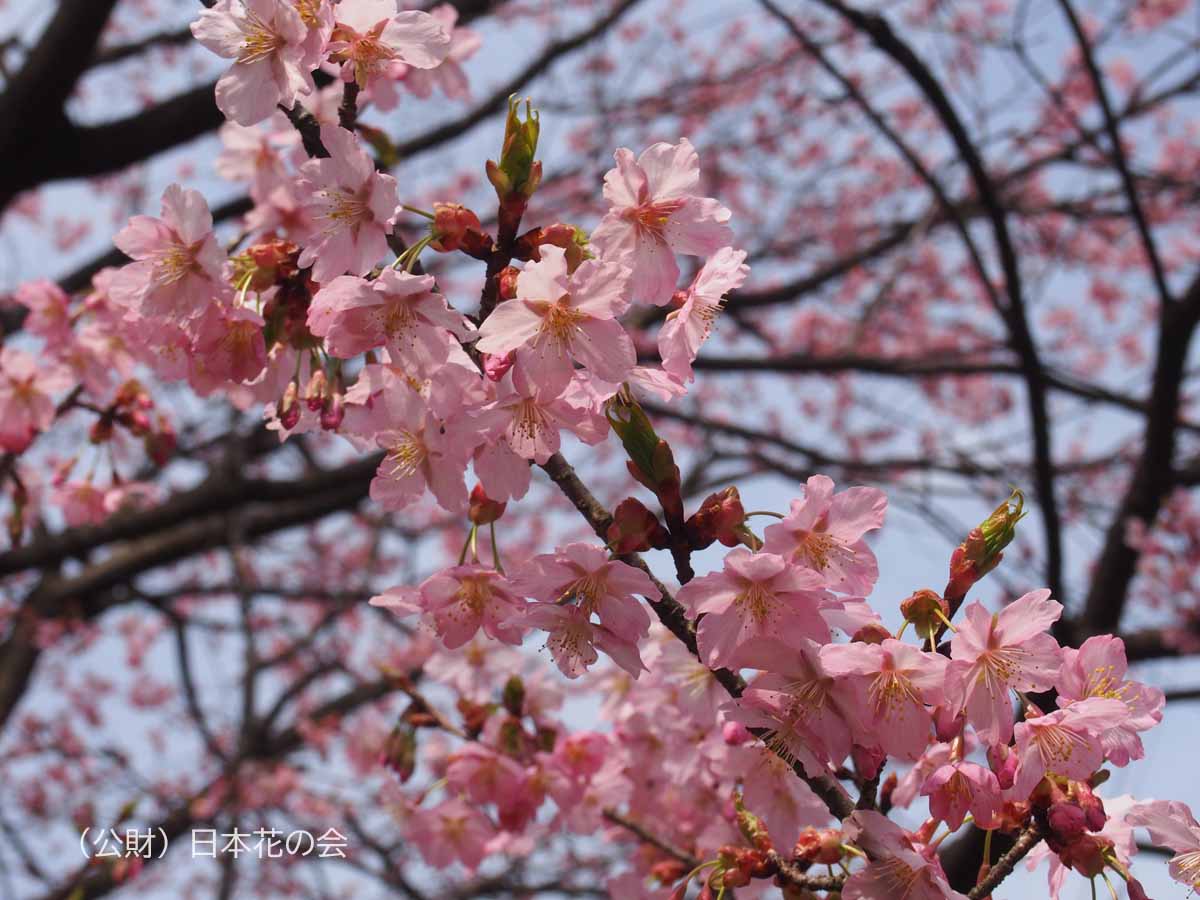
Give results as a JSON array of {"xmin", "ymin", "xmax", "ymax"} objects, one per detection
[
  {"xmin": 191, "ymin": 0, "xmax": 313, "ymax": 126},
  {"xmin": 676, "ymin": 549, "xmax": 830, "ymax": 670},
  {"xmin": 111, "ymin": 185, "xmax": 228, "ymax": 322},
  {"xmin": 401, "ymin": 3, "xmax": 480, "ymax": 100},
  {"xmin": 1011, "ymin": 697, "xmax": 1128, "ymax": 798},
  {"xmin": 1056, "ymin": 635, "xmax": 1164, "ymax": 766},
  {"xmin": 0, "ymin": 347, "xmax": 73, "ymax": 453},
  {"xmin": 296, "ymin": 124, "xmax": 399, "ymax": 283},
  {"xmin": 188, "ymin": 305, "xmax": 268, "ymax": 394},
  {"xmin": 215, "ymin": 120, "xmax": 297, "ymax": 198},
  {"xmin": 368, "ymin": 380, "xmax": 474, "ymax": 513},
  {"xmin": 921, "ymin": 761, "xmax": 1001, "ymax": 831},
  {"xmin": 762, "ymin": 474, "xmax": 887, "ymax": 595},
  {"xmin": 842, "ymin": 811, "xmax": 968, "ymax": 900},
  {"xmin": 591, "ymin": 138, "xmax": 733, "ymax": 305},
  {"xmin": 819, "ymin": 639, "xmax": 948, "ymax": 761},
  {"xmin": 517, "ymin": 603, "xmax": 646, "ymax": 679},
  {"xmin": 414, "ymin": 564, "xmax": 525, "ymax": 649},
  {"xmin": 307, "ymin": 269, "xmax": 472, "ymax": 367},
  {"xmin": 1126, "ymin": 799, "xmax": 1200, "ymax": 889},
  {"xmin": 725, "ymin": 638, "xmax": 853, "ymax": 774},
  {"xmin": 511, "ymin": 542, "xmax": 658, "ymax": 644},
  {"xmin": 658, "ymin": 246, "xmax": 748, "ymax": 381},
  {"xmin": 328, "ymin": 0, "xmax": 449, "ymax": 90},
  {"xmin": 945, "ymin": 589, "xmax": 1064, "ymax": 745},
  {"xmin": 475, "ymin": 245, "xmax": 635, "ymax": 396},
  {"xmin": 737, "ymin": 745, "xmax": 831, "ymax": 849},
  {"xmin": 15, "ymin": 280, "xmax": 72, "ymax": 348},
  {"xmin": 480, "ymin": 368, "xmax": 609, "ymax": 467},
  {"xmin": 405, "ymin": 795, "xmax": 494, "ymax": 871}
]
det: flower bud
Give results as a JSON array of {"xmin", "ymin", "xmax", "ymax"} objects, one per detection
[
  {"xmin": 946, "ymin": 489, "xmax": 1025, "ymax": 605},
  {"xmin": 487, "ymin": 96, "xmax": 541, "ymax": 202},
  {"xmin": 497, "ymin": 265, "xmax": 521, "ymax": 301},
  {"xmin": 304, "ymin": 368, "xmax": 328, "ymax": 411},
  {"xmin": 900, "ymin": 589, "xmax": 949, "ymax": 642},
  {"xmin": 685, "ymin": 487, "xmax": 748, "ymax": 551},
  {"xmin": 722, "ymin": 720, "xmax": 752, "ymax": 746},
  {"xmin": 430, "ymin": 203, "xmax": 492, "ymax": 257},
  {"xmin": 650, "ymin": 859, "xmax": 688, "ymax": 885},
  {"xmin": 320, "ymin": 392, "xmax": 344, "ymax": 431},
  {"xmin": 851, "ymin": 622, "xmax": 891, "ymax": 645},
  {"xmin": 987, "ymin": 742, "xmax": 1017, "ymax": 790},
  {"xmin": 482, "ymin": 350, "xmax": 515, "ymax": 382},
  {"xmin": 380, "ymin": 723, "xmax": 418, "ymax": 782},
  {"xmin": 502, "ymin": 675, "xmax": 525, "ymax": 717},
  {"xmin": 278, "ymin": 383, "xmax": 301, "ymax": 431},
  {"xmin": 851, "ymin": 744, "xmax": 886, "ymax": 781},
  {"xmin": 469, "ymin": 483, "xmax": 507, "ymax": 525},
  {"xmin": 607, "ymin": 497, "xmax": 670, "ymax": 553}
]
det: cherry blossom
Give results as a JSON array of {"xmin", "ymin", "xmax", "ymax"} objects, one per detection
[
  {"xmin": 1055, "ymin": 634, "xmax": 1164, "ymax": 766},
  {"xmin": 110, "ymin": 185, "xmax": 227, "ymax": 322},
  {"xmin": 296, "ymin": 124, "xmax": 399, "ymax": 282},
  {"xmin": 404, "ymin": 795, "xmax": 495, "ymax": 871},
  {"xmin": 820, "ymin": 638, "xmax": 947, "ymax": 760},
  {"xmin": 328, "ymin": 0, "xmax": 449, "ymax": 91},
  {"xmin": 591, "ymin": 138, "xmax": 733, "ymax": 305},
  {"xmin": 921, "ymin": 760, "xmax": 1001, "ymax": 831},
  {"xmin": 842, "ymin": 811, "xmax": 968, "ymax": 900},
  {"xmin": 677, "ymin": 548, "xmax": 830, "ymax": 669},
  {"xmin": 307, "ymin": 268, "xmax": 472, "ymax": 368},
  {"xmin": 1127, "ymin": 799, "xmax": 1200, "ymax": 890},
  {"xmin": 0, "ymin": 347, "xmax": 73, "ymax": 453},
  {"xmin": 191, "ymin": 0, "xmax": 313, "ymax": 126},
  {"xmin": 475, "ymin": 245, "xmax": 635, "ymax": 395},
  {"xmin": 945, "ymin": 589, "xmax": 1064, "ymax": 745},
  {"xmin": 511, "ymin": 542, "xmax": 658, "ymax": 644},
  {"xmin": 400, "ymin": 3, "xmax": 481, "ymax": 101},
  {"xmin": 658, "ymin": 246, "xmax": 748, "ymax": 381},
  {"xmin": 762, "ymin": 474, "xmax": 887, "ymax": 595},
  {"xmin": 1011, "ymin": 697, "xmax": 1128, "ymax": 798}
]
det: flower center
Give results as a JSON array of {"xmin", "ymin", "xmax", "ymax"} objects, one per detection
[
  {"xmin": 320, "ymin": 188, "xmax": 372, "ymax": 230},
  {"xmin": 153, "ymin": 243, "xmax": 200, "ymax": 287},
  {"xmin": 868, "ymin": 670, "xmax": 920, "ymax": 717},
  {"xmin": 790, "ymin": 530, "xmax": 848, "ymax": 572},
  {"xmin": 455, "ymin": 577, "xmax": 492, "ymax": 616},
  {"xmin": 1173, "ymin": 849, "xmax": 1200, "ymax": 887},
  {"xmin": 513, "ymin": 398, "xmax": 549, "ymax": 444},
  {"xmin": 625, "ymin": 199, "xmax": 685, "ymax": 239},
  {"xmin": 733, "ymin": 581, "xmax": 776, "ymax": 623},
  {"xmin": 293, "ymin": 0, "xmax": 322, "ymax": 28},
  {"xmin": 537, "ymin": 299, "xmax": 585, "ymax": 348},
  {"xmin": 238, "ymin": 12, "xmax": 283, "ymax": 64},
  {"xmin": 1032, "ymin": 722, "xmax": 1088, "ymax": 768},
  {"xmin": 385, "ymin": 431, "xmax": 427, "ymax": 478}
]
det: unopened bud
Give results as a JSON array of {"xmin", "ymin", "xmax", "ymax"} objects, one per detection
[
  {"xmin": 946, "ymin": 489, "xmax": 1025, "ymax": 605},
  {"xmin": 502, "ymin": 675, "xmax": 525, "ymax": 717},
  {"xmin": 430, "ymin": 203, "xmax": 492, "ymax": 257},
  {"xmin": 278, "ymin": 382, "xmax": 300, "ymax": 430},
  {"xmin": 685, "ymin": 487, "xmax": 748, "ymax": 551},
  {"xmin": 380, "ymin": 723, "xmax": 418, "ymax": 782},
  {"xmin": 900, "ymin": 589, "xmax": 950, "ymax": 642},
  {"xmin": 320, "ymin": 392, "xmax": 344, "ymax": 431},
  {"xmin": 607, "ymin": 497, "xmax": 670, "ymax": 553},
  {"xmin": 469, "ymin": 483, "xmax": 507, "ymax": 525},
  {"xmin": 851, "ymin": 622, "xmax": 891, "ymax": 645}
]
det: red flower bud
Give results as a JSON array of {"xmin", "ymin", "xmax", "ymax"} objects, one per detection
[
  {"xmin": 606, "ymin": 497, "xmax": 670, "ymax": 553},
  {"xmin": 469, "ymin": 483, "xmax": 507, "ymax": 525},
  {"xmin": 900, "ymin": 588, "xmax": 949, "ymax": 643}
]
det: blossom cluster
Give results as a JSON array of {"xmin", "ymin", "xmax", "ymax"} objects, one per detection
[{"xmin": 1, "ymin": 3, "xmax": 1196, "ymax": 898}]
